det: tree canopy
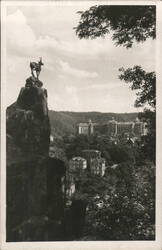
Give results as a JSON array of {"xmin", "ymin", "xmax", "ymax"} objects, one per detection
[
  {"xmin": 75, "ymin": 5, "xmax": 156, "ymax": 48},
  {"xmin": 118, "ymin": 66, "xmax": 156, "ymax": 162},
  {"xmin": 119, "ymin": 66, "xmax": 156, "ymax": 109}
]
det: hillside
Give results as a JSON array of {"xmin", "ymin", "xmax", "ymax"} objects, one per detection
[{"xmin": 49, "ymin": 110, "xmax": 139, "ymax": 136}]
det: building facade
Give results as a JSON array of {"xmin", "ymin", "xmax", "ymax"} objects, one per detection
[
  {"xmin": 66, "ymin": 151, "xmax": 106, "ymax": 198},
  {"xmin": 78, "ymin": 117, "xmax": 147, "ymax": 138},
  {"xmin": 69, "ymin": 156, "xmax": 87, "ymax": 171},
  {"xmin": 90, "ymin": 158, "xmax": 106, "ymax": 176},
  {"xmin": 82, "ymin": 149, "xmax": 106, "ymax": 176},
  {"xmin": 78, "ymin": 119, "xmax": 95, "ymax": 136},
  {"xmin": 66, "ymin": 157, "xmax": 87, "ymax": 197}
]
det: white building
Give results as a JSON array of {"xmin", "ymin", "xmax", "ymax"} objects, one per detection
[
  {"xmin": 69, "ymin": 156, "xmax": 87, "ymax": 171},
  {"xmin": 90, "ymin": 158, "xmax": 106, "ymax": 176},
  {"xmin": 78, "ymin": 119, "xmax": 95, "ymax": 135}
]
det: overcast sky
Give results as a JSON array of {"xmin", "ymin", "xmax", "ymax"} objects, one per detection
[{"xmin": 4, "ymin": 4, "xmax": 155, "ymax": 113}]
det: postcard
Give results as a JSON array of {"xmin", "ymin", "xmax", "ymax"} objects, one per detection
[{"xmin": 1, "ymin": 1, "xmax": 162, "ymax": 250}]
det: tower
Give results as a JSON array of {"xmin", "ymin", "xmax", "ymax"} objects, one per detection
[{"xmin": 88, "ymin": 119, "xmax": 94, "ymax": 135}]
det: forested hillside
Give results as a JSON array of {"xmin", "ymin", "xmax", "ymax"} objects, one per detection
[{"xmin": 49, "ymin": 110, "xmax": 139, "ymax": 136}]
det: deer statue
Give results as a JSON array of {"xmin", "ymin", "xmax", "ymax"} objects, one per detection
[{"xmin": 30, "ymin": 57, "xmax": 44, "ymax": 80}]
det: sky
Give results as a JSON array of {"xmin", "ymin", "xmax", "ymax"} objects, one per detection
[{"xmin": 4, "ymin": 4, "xmax": 156, "ymax": 113}]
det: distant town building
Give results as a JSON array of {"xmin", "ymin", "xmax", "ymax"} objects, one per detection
[
  {"xmin": 90, "ymin": 158, "xmax": 106, "ymax": 176},
  {"xmin": 82, "ymin": 149, "xmax": 101, "ymax": 168},
  {"xmin": 77, "ymin": 119, "xmax": 95, "ymax": 136},
  {"xmin": 66, "ymin": 173, "xmax": 75, "ymax": 198},
  {"xmin": 66, "ymin": 157, "xmax": 87, "ymax": 197},
  {"xmin": 143, "ymin": 123, "xmax": 148, "ymax": 136},
  {"xmin": 77, "ymin": 117, "xmax": 147, "ymax": 138},
  {"xmin": 133, "ymin": 118, "xmax": 148, "ymax": 136},
  {"xmin": 69, "ymin": 156, "xmax": 87, "ymax": 171},
  {"xmin": 50, "ymin": 134, "xmax": 54, "ymax": 142},
  {"xmin": 66, "ymin": 151, "xmax": 106, "ymax": 198},
  {"xmin": 82, "ymin": 149, "xmax": 106, "ymax": 176},
  {"xmin": 107, "ymin": 117, "xmax": 118, "ymax": 136},
  {"xmin": 116, "ymin": 122, "xmax": 134, "ymax": 136},
  {"xmin": 82, "ymin": 149, "xmax": 101, "ymax": 158}
]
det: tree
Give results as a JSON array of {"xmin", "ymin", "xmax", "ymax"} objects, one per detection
[
  {"xmin": 84, "ymin": 186, "xmax": 155, "ymax": 240},
  {"xmin": 119, "ymin": 66, "xmax": 156, "ymax": 162},
  {"xmin": 75, "ymin": 5, "xmax": 156, "ymax": 48},
  {"xmin": 119, "ymin": 66, "xmax": 156, "ymax": 109},
  {"xmin": 76, "ymin": 161, "xmax": 155, "ymax": 240}
]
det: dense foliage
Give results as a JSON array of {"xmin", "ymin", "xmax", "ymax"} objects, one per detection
[
  {"xmin": 119, "ymin": 66, "xmax": 156, "ymax": 109},
  {"xmin": 65, "ymin": 134, "xmax": 135, "ymax": 163},
  {"xmin": 84, "ymin": 176, "xmax": 155, "ymax": 240},
  {"xmin": 75, "ymin": 5, "xmax": 155, "ymax": 48},
  {"xmin": 119, "ymin": 66, "xmax": 156, "ymax": 162}
]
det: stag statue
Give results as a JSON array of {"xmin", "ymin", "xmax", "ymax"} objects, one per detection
[{"xmin": 30, "ymin": 57, "xmax": 44, "ymax": 80}]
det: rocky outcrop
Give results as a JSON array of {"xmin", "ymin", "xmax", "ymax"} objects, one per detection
[
  {"xmin": 7, "ymin": 77, "xmax": 50, "ymax": 155},
  {"xmin": 6, "ymin": 77, "xmax": 65, "ymax": 241}
]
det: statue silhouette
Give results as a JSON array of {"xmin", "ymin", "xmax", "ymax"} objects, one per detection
[{"xmin": 30, "ymin": 57, "xmax": 44, "ymax": 79}]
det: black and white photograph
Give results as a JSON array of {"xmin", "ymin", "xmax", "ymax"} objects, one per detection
[{"xmin": 0, "ymin": 1, "xmax": 162, "ymax": 249}]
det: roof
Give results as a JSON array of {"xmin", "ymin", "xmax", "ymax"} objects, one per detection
[
  {"xmin": 91, "ymin": 157, "xmax": 106, "ymax": 162},
  {"xmin": 111, "ymin": 164, "xmax": 119, "ymax": 169},
  {"xmin": 71, "ymin": 156, "xmax": 86, "ymax": 161},
  {"xmin": 78, "ymin": 122, "xmax": 96, "ymax": 126},
  {"xmin": 82, "ymin": 149, "xmax": 100, "ymax": 153},
  {"xmin": 78, "ymin": 123, "xmax": 89, "ymax": 126},
  {"xmin": 117, "ymin": 122, "xmax": 134, "ymax": 125}
]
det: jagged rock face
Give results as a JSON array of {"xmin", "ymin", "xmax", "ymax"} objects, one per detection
[
  {"xmin": 6, "ymin": 81, "xmax": 66, "ymax": 241},
  {"xmin": 7, "ymin": 85, "xmax": 50, "ymax": 155},
  {"xmin": 45, "ymin": 157, "xmax": 66, "ymax": 240},
  {"xmin": 6, "ymin": 153, "xmax": 48, "ymax": 241},
  {"xmin": 17, "ymin": 85, "xmax": 48, "ymax": 119},
  {"xmin": 6, "ymin": 83, "xmax": 51, "ymax": 241}
]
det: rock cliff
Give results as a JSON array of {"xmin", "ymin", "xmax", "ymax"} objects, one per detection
[
  {"xmin": 7, "ymin": 77, "xmax": 50, "ymax": 155},
  {"xmin": 6, "ymin": 77, "xmax": 65, "ymax": 241}
]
